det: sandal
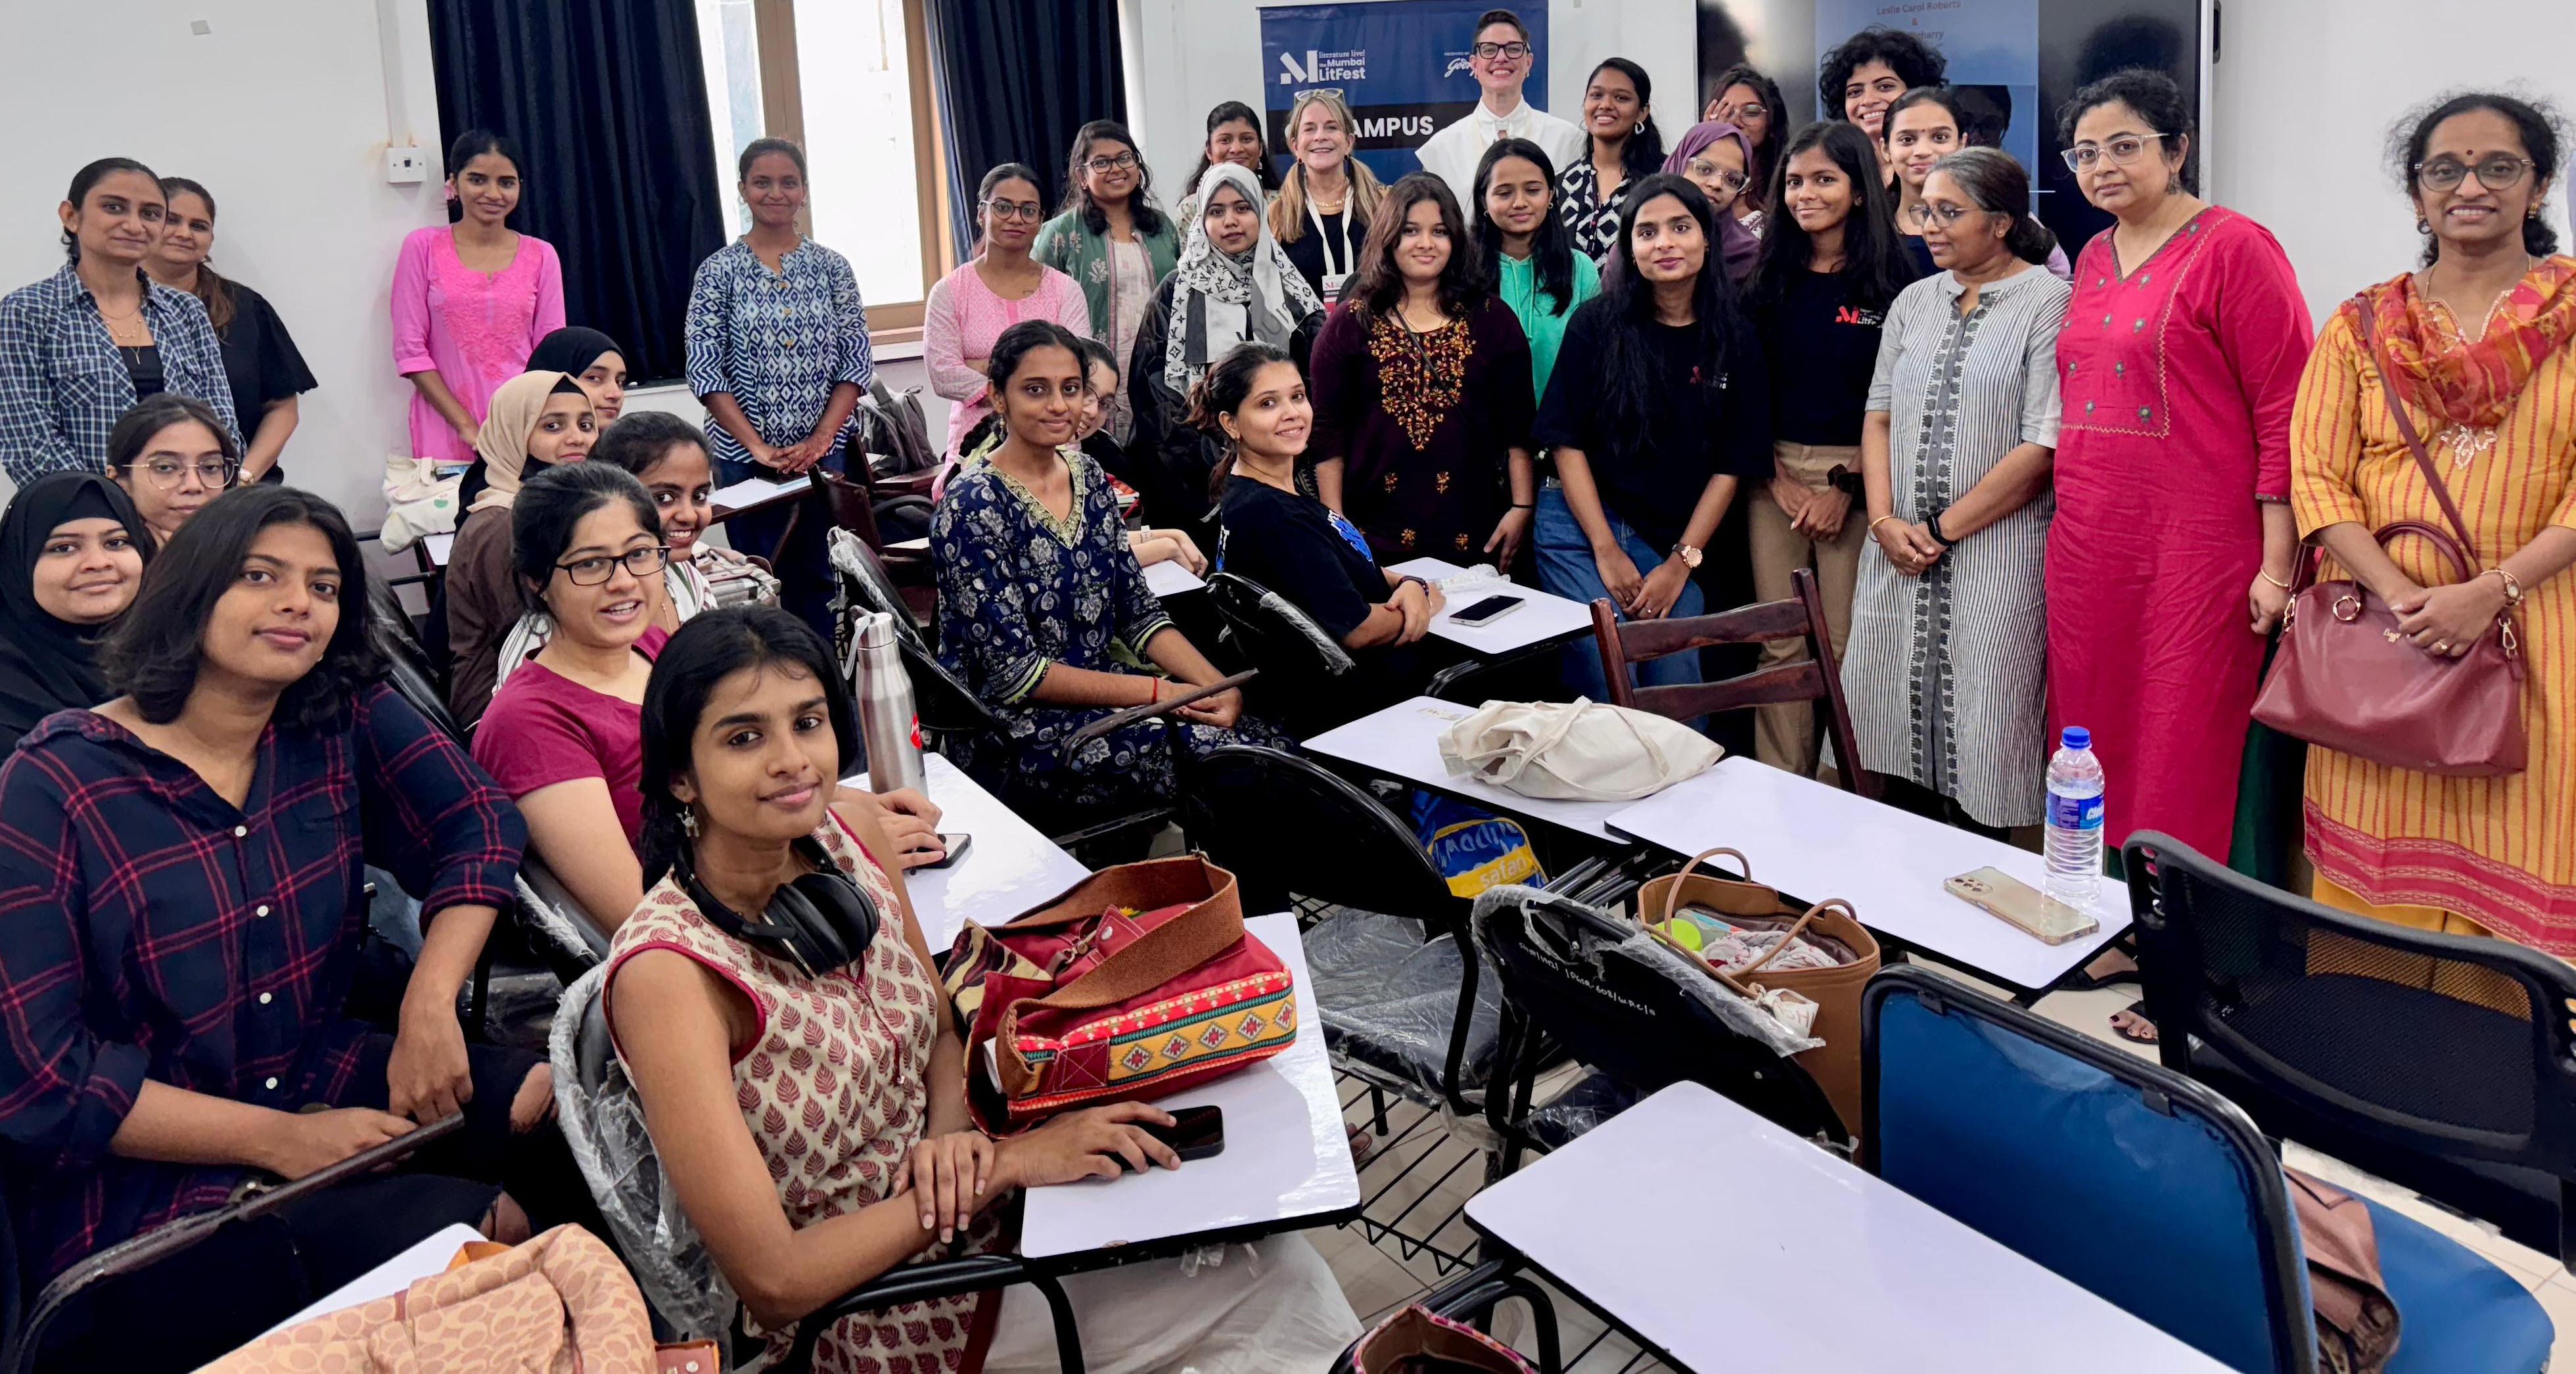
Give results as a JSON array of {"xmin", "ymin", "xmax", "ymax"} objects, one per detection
[
  {"xmin": 2109, "ymin": 1000, "xmax": 2159, "ymax": 1045},
  {"xmin": 2061, "ymin": 935, "xmax": 2142, "ymax": 994}
]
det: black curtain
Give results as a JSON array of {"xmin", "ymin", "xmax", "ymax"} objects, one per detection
[
  {"xmin": 426, "ymin": 0, "xmax": 725, "ymax": 385},
  {"xmin": 925, "ymin": 0, "xmax": 1127, "ymax": 262}
]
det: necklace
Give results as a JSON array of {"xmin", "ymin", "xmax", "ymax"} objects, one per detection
[{"xmin": 97, "ymin": 301, "xmax": 148, "ymax": 344}]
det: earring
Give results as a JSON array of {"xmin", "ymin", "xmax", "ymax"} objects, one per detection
[
  {"xmin": 2417, "ymin": 218, "xmax": 2433, "ymax": 236},
  {"xmin": 1634, "ymin": 121, "xmax": 1647, "ymax": 137},
  {"xmin": 681, "ymin": 807, "xmax": 700, "ymax": 838}
]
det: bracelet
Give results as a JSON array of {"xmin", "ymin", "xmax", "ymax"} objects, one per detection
[
  {"xmin": 1867, "ymin": 515, "xmax": 1902, "ymax": 539},
  {"xmin": 1925, "ymin": 511, "xmax": 1958, "ymax": 547},
  {"xmin": 1511, "ymin": 502, "xmax": 1535, "ymax": 509},
  {"xmin": 2483, "ymin": 566, "xmax": 2523, "ymax": 605},
  {"xmin": 1148, "ymin": 678, "xmax": 1162, "ymax": 706},
  {"xmin": 2258, "ymin": 567, "xmax": 2294, "ymax": 590}
]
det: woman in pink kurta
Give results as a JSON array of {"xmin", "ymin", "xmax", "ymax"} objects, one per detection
[
  {"xmin": 391, "ymin": 134, "xmax": 566, "ymax": 466},
  {"xmin": 2048, "ymin": 74, "xmax": 2314, "ymax": 873},
  {"xmin": 923, "ymin": 165, "xmax": 1093, "ymax": 456}
]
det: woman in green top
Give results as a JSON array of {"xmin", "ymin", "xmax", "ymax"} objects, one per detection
[
  {"xmin": 1033, "ymin": 120, "xmax": 1181, "ymax": 445},
  {"xmin": 1473, "ymin": 139, "xmax": 1601, "ymax": 404}
]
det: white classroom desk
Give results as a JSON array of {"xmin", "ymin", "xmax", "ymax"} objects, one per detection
[
  {"xmin": 1019, "ymin": 913, "xmax": 1362, "ymax": 1263},
  {"xmin": 1604, "ymin": 758, "xmax": 2131, "ymax": 997},
  {"xmin": 1383, "ymin": 557, "xmax": 1593, "ymax": 655},
  {"xmin": 1467, "ymin": 1083, "xmax": 2229, "ymax": 1373},
  {"xmin": 259, "ymin": 1223, "xmax": 484, "ymax": 1337},
  {"xmin": 881, "ymin": 752, "xmax": 1090, "ymax": 950},
  {"xmin": 1304, "ymin": 697, "xmax": 1730, "ymax": 842},
  {"xmin": 709, "ymin": 472, "xmax": 816, "ymax": 522}
]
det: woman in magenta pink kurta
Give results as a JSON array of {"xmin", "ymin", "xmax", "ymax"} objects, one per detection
[
  {"xmin": 2048, "ymin": 205, "xmax": 2313, "ymax": 863},
  {"xmin": 390, "ymin": 225, "xmax": 566, "ymax": 465}
]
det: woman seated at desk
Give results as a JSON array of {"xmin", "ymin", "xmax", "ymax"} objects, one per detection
[
  {"xmin": 932, "ymin": 320, "xmax": 1287, "ymax": 822},
  {"xmin": 0, "ymin": 484, "xmax": 575, "ymax": 1369},
  {"xmin": 1204, "ymin": 342, "xmax": 1445, "ymax": 727},
  {"xmin": 606, "ymin": 606, "xmax": 1356, "ymax": 1371}
]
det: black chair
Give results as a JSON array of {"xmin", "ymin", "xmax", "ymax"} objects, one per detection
[
  {"xmin": 1180, "ymin": 744, "xmax": 1498, "ymax": 1118},
  {"xmin": 1325, "ymin": 1256, "xmax": 1561, "ymax": 1374},
  {"xmin": 1477, "ymin": 884, "xmax": 1846, "ymax": 1174},
  {"xmin": 1203, "ymin": 572, "xmax": 1361, "ymax": 737},
  {"xmin": 1587, "ymin": 566, "xmax": 1877, "ymax": 798},
  {"xmin": 2128, "ymin": 831, "xmax": 2576, "ymax": 1271}
]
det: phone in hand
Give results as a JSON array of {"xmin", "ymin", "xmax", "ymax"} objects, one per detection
[
  {"xmin": 1112, "ymin": 1105, "xmax": 1225, "ymax": 1172},
  {"xmin": 1448, "ymin": 593, "xmax": 1525, "ymax": 627},
  {"xmin": 1944, "ymin": 867, "xmax": 2100, "ymax": 945},
  {"xmin": 919, "ymin": 833, "xmax": 972, "ymax": 869}
]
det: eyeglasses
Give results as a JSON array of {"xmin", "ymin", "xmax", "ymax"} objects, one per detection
[
  {"xmin": 1085, "ymin": 151, "xmax": 1140, "ymax": 174},
  {"xmin": 2059, "ymin": 133, "xmax": 2166, "ymax": 172},
  {"xmin": 983, "ymin": 198, "xmax": 1045, "ymax": 223},
  {"xmin": 1904, "ymin": 202, "xmax": 1977, "ymax": 229},
  {"xmin": 1697, "ymin": 167, "xmax": 1751, "ymax": 193},
  {"xmin": 129, "ymin": 457, "xmax": 237, "ymax": 490},
  {"xmin": 1471, "ymin": 41, "xmax": 1532, "ymax": 60},
  {"xmin": 2416, "ymin": 154, "xmax": 2536, "ymax": 193},
  {"xmin": 1720, "ymin": 101, "xmax": 1767, "ymax": 121},
  {"xmin": 555, "ymin": 545, "xmax": 672, "ymax": 585}
]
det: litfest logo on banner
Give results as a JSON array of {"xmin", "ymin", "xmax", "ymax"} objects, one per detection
[{"xmin": 1279, "ymin": 48, "xmax": 1368, "ymax": 83}]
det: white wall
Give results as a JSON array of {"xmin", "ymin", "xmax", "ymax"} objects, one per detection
[
  {"xmin": 0, "ymin": 0, "xmax": 446, "ymax": 530},
  {"xmin": 2207, "ymin": 0, "xmax": 2575, "ymax": 321},
  {"xmin": 1126, "ymin": 0, "xmax": 1701, "ymax": 198}
]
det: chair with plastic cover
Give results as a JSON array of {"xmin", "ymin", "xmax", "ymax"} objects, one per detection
[
  {"xmin": 2128, "ymin": 830, "xmax": 2576, "ymax": 1271},
  {"xmin": 1866, "ymin": 962, "xmax": 2554, "ymax": 1373},
  {"xmin": 514, "ymin": 856, "xmax": 612, "ymax": 984},
  {"xmin": 548, "ymin": 967, "xmax": 1085, "ymax": 1374},
  {"xmin": 1204, "ymin": 571, "xmax": 1365, "ymax": 737}
]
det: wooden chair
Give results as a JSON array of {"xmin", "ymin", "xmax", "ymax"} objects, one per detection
[{"xmin": 1586, "ymin": 566, "xmax": 1877, "ymax": 798}]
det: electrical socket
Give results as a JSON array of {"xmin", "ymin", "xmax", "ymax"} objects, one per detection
[{"xmin": 384, "ymin": 147, "xmax": 427, "ymax": 185}]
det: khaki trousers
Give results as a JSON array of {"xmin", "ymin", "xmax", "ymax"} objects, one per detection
[{"xmin": 1750, "ymin": 441, "xmax": 1866, "ymax": 776}]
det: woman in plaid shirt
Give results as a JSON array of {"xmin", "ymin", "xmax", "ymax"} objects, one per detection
[{"xmin": 0, "ymin": 485, "xmax": 578, "ymax": 1370}]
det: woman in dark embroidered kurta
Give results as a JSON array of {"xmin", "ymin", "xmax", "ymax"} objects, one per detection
[{"xmin": 932, "ymin": 321, "xmax": 1287, "ymax": 819}]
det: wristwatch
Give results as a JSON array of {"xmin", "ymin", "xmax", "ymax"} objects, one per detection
[
  {"xmin": 1669, "ymin": 543, "xmax": 1703, "ymax": 570},
  {"xmin": 1826, "ymin": 464, "xmax": 1865, "ymax": 496}
]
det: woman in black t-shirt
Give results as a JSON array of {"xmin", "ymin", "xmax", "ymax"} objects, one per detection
[
  {"xmin": 1201, "ymin": 343, "xmax": 1443, "ymax": 731},
  {"xmin": 1740, "ymin": 120, "xmax": 1922, "ymax": 775},
  {"xmin": 1534, "ymin": 174, "xmax": 1770, "ymax": 707},
  {"xmin": 147, "ymin": 178, "xmax": 317, "ymax": 484}
]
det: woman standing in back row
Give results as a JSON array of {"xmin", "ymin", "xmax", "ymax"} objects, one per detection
[
  {"xmin": 392, "ymin": 130, "xmax": 565, "ymax": 473},
  {"xmin": 1556, "ymin": 58, "xmax": 1665, "ymax": 262},
  {"xmin": 2046, "ymin": 69, "xmax": 2314, "ymax": 889},
  {"xmin": 925, "ymin": 164, "xmax": 1093, "ymax": 459},
  {"xmin": 149, "ymin": 177, "xmax": 316, "ymax": 484},
  {"xmin": 1035, "ymin": 121, "xmax": 1180, "ymax": 447},
  {"xmin": 1271, "ymin": 90, "xmax": 1389, "ymax": 302}
]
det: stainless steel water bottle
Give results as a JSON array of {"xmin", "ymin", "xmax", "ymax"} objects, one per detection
[{"xmin": 850, "ymin": 611, "xmax": 927, "ymax": 795}]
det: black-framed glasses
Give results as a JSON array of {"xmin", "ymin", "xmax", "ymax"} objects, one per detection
[
  {"xmin": 1904, "ymin": 201, "xmax": 1976, "ymax": 229},
  {"xmin": 129, "ymin": 457, "xmax": 238, "ymax": 490},
  {"xmin": 2416, "ymin": 154, "xmax": 2536, "ymax": 193},
  {"xmin": 1085, "ymin": 151, "xmax": 1140, "ymax": 173},
  {"xmin": 555, "ymin": 545, "xmax": 671, "ymax": 585},
  {"xmin": 982, "ymin": 198, "xmax": 1044, "ymax": 223},
  {"xmin": 1471, "ymin": 41, "xmax": 1532, "ymax": 60},
  {"xmin": 2060, "ymin": 133, "xmax": 2166, "ymax": 172}
]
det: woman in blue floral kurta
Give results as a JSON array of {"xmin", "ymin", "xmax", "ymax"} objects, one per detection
[{"xmin": 932, "ymin": 320, "xmax": 1285, "ymax": 820}]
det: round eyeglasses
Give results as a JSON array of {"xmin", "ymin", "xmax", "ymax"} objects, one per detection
[
  {"xmin": 2415, "ymin": 155, "xmax": 2536, "ymax": 193},
  {"xmin": 2060, "ymin": 133, "xmax": 2167, "ymax": 173},
  {"xmin": 128, "ymin": 457, "xmax": 239, "ymax": 490},
  {"xmin": 555, "ymin": 545, "xmax": 672, "ymax": 586}
]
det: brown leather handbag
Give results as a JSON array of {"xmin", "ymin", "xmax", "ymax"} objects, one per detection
[
  {"xmin": 2251, "ymin": 296, "xmax": 2527, "ymax": 776},
  {"xmin": 1636, "ymin": 848, "xmax": 1879, "ymax": 1138}
]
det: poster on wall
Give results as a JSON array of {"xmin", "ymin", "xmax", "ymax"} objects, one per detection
[{"xmin": 1258, "ymin": 0, "xmax": 1552, "ymax": 185}]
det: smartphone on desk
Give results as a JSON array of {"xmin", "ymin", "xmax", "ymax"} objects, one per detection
[
  {"xmin": 918, "ymin": 833, "xmax": 972, "ymax": 869},
  {"xmin": 1448, "ymin": 593, "xmax": 1525, "ymax": 628},
  {"xmin": 1945, "ymin": 867, "xmax": 2100, "ymax": 945},
  {"xmin": 1112, "ymin": 1105, "xmax": 1226, "ymax": 1172}
]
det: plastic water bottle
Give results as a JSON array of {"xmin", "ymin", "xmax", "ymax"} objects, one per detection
[{"xmin": 2044, "ymin": 726, "xmax": 2107, "ymax": 911}]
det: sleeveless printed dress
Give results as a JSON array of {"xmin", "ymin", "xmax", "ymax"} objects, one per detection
[{"xmin": 607, "ymin": 815, "xmax": 983, "ymax": 1373}]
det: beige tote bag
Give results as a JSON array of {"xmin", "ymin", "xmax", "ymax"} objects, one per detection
[{"xmin": 1437, "ymin": 698, "xmax": 1724, "ymax": 802}]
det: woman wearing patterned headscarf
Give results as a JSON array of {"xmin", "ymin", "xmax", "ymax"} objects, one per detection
[{"xmin": 444, "ymin": 370, "xmax": 595, "ymax": 724}]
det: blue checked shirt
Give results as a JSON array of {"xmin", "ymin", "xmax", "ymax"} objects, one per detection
[
  {"xmin": 683, "ymin": 237, "xmax": 873, "ymax": 470},
  {"xmin": 0, "ymin": 264, "xmax": 241, "ymax": 485}
]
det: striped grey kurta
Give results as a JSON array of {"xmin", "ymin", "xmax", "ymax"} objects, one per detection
[{"xmin": 1844, "ymin": 264, "xmax": 2071, "ymax": 826}]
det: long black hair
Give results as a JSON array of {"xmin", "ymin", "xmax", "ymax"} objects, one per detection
[
  {"xmin": 1929, "ymin": 148, "xmax": 2058, "ymax": 265},
  {"xmin": 1749, "ymin": 121, "xmax": 1920, "ymax": 315},
  {"xmin": 511, "ymin": 461, "xmax": 663, "ymax": 614},
  {"xmin": 2056, "ymin": 67, "xmax": 2199, "ymax": 196},
  {"xmin": 1183, "ymin": 102, "xmax": 1280, "ymax": 200},
  {"xmin": 1473, "ymin": 139, "xmax": 1580, "ymax": 318},
  {"xmin": 1587, "ymin": 59, "xmax": 1667, "ymax": 179},
  {"xmin": 1592, "ymin": 174, "xmax": 1751, "ymax": 461},
  {"xmin": 60, "ymin": 157, "xmax": 160, "ymax": 262},
  {"xmin": 1349, "ymin": 173, "xmax": 1488, "ymax": 325},
  {"xmin": 637, "ymin": 606, "xmax": 858, "ymax": 886},
  {"xmin": 99, "ymin": 484, "xmax": 382, "ymax": 729},
  {"xmin": 1706, "ymin": 63, "xmax": 1786, "ymax": 196},
  {"xmin": 1062, "ymin": 120, "xmax": 1168, "ymax": 239},
  {"xmin": 2392, "ymin": 91, "xmax": 2565, "ymax": 265},
  {"xmin": 594, "ymin": 411, "xmax": 709, "ymax": 480}
]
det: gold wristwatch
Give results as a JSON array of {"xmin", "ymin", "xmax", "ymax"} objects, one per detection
[{"xmin": 1670, "ymin": 543, "xmax": 1703, "ymax": 570}]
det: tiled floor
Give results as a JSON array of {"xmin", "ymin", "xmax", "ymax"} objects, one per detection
[{"xmin": 1309, "ymin": 961, "xmax": 2575, "ymax": 1372}]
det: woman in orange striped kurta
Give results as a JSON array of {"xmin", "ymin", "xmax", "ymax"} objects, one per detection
[{"xmin": 2287, "ymin": 93, "xmax": 2576, "ymax": 952}]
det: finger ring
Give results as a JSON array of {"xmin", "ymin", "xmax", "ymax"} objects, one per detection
[{"xmin": 2433, "ymin": 641, "xmax": 2450, "ymax": 654}]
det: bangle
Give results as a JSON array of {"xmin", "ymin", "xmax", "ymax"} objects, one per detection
[
  {"xmin": 1511, "ymin": 502, "xmax": 1534, "ymax": 509},
  {"xmin": 2258, "ymin": 567, "xmax": 2294, "ymax": 590},
  {"xmin": 1867, "ymin": 515, "xmax": 1902, "ymax": 538},
  {"xmin": 1147, "ymin": 678, "xmax": 1162, "ymax": 706},
  {"xmin": 1925, "ymin": 511, "xmax": 1958, "ymax": 547},
  {"xmin": 2483, "ymin": 566, "xmax": 2523, "ymax": 605}
]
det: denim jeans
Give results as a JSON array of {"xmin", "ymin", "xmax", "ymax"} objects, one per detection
[
  {"xmin": 716, "ymin": 444, "xmax": 845, "ymax": 643},
  {"xmin": 1531, "ymin": 487, "xmax": 1704, "ymax": 703}
]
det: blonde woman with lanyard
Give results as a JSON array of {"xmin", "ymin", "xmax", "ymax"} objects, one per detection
[
  {"xmin": 1270, "ymin": 89, "xmax": 1389, "ymax": 302},
  {"xmin": 1129, "ymin": 162, "xmax": 1327, "ymax": 522}
]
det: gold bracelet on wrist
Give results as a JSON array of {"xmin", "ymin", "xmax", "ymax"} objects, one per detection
[
  {"xmin": 2483, "ymin": 566, "xmax": 2523, "ymax": 605},
  {"xmin": 2258, "ymin": 567, "xmax": 2294, "ymax": 590}
]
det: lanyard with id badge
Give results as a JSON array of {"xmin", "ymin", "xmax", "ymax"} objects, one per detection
[{"xmin": 1307, "ymin": 198, "xmax": 1356, "ymax": 304}]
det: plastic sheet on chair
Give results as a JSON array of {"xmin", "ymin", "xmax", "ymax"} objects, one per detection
[
  {"xmin": 548, "ymin": 965, "xmax": 739, "ymax": 1342},
  {"xmin": 1304, "ymin": 909, "xmax": 1504, "ymax": 1106}
]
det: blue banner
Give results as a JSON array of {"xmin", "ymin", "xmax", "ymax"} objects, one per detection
[{"xmin": 1259, "ymin": 1, "xmax": 1553, "ymax": 185}]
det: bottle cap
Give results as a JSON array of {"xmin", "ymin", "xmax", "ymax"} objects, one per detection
[{"xmin": 2061, "ymin": 726, "xmax": 2091, "ymax": 750}]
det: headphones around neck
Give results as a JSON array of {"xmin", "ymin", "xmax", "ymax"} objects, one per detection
[{"xmin": 681, "ymin": 835, "xmax": 881, "ymax": 977}]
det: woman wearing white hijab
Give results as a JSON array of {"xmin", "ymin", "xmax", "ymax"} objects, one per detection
[{"xmin": 1127, "ymin": 162, "xmax": 1325, "ymax": 524}]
